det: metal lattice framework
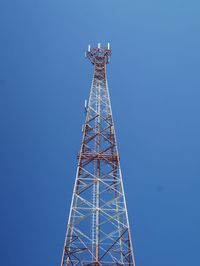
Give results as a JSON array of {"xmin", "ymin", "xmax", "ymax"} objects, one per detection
[{"xmin": 61, "ymin": 44, "xmax": 136, "ymax": 266}]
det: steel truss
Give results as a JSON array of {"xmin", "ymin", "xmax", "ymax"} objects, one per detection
[{"xmin": 61, "ymin": 44, "xmax": 136, "ymax": 266}]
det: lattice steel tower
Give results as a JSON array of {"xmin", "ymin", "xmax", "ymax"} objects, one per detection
[{"xmin": 61, "ymin": 44, "xmax": 136, "ymax": 266}]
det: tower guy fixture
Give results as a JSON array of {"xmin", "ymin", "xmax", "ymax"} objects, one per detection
[{"xmin": 61, "ymin": 44, "xmax": 136, "ymax": 266}]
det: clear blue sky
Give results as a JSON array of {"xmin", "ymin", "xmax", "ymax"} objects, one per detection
[{"xmin": 0, "ymin": 0, "xmax": 200, "ymax": 265}]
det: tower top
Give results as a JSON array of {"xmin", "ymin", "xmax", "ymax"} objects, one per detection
[{"xmin": 86, "ymin": 43, "xmax": 112, "ymax": 65}]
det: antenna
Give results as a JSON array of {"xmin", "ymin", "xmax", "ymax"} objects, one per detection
[{"xmin": 84, "ymin": 99, "xmax": 87, "ymax": 111}]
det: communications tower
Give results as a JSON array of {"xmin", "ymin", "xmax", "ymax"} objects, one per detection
[{"xmin": 61, "ymin": 44, "xmax": 136, "ymax": 266}]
